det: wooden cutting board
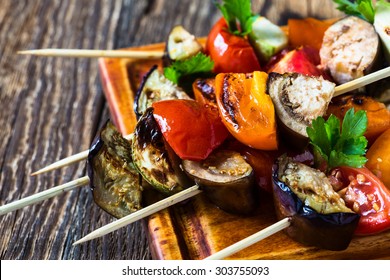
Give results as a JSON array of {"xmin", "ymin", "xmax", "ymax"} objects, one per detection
[{"xmin": 98, "ymin": 42, "xmax": 390, "ymax": 260}]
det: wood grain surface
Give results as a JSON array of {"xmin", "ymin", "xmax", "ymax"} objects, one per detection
[{"xmin": 0, "ymin": 0, "xmax": 347, "ymax": 260}]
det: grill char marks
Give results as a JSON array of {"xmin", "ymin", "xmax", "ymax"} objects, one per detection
[
  {"xmin": 219, "ymin": 74, "xmax": 249, "ymax": 129},
  {"xmin": 194, "ymin": 79, "xmax": 216, "ymax": 103}
]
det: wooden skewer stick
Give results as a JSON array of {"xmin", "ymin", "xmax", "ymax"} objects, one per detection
[
  {"xmin": 204, "ymin": 217, "xmax": 291, "ymax": 260},
  {"xmin": 73, "ymin": 185, "xmax": 202, "ymax": 245},
  {"xmin": 333, "ymin": 66, "xmax": 390, "ymax": 97},
  {"xmin": 0, "ymin": 176, "xmax": 89, "ymax": 216},
  {"xmin": 31, "ymin": 150, "xmax": 89, "ymax": 176},
  {"xmin": 31, "ymin": 134, "xmax": 133, "ymax": 176},
  {"xmin": 17, "ymin": 49, "xmax": 164, "ymax": 59}
]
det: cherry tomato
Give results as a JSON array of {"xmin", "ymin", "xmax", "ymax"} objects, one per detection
[
  {"xmin": 331, "ymin": 166, "xmax": 390, "ymax": 235},
  {"xmin": 206, "ymin": 17, "xmax": 261, "ymax": 73},
  {"xmin": 152, "ymin": 99, "xmax": 229, "ymax": 161}
]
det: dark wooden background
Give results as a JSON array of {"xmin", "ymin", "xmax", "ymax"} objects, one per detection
[{"xmin": 0, "ymin": 0, "xmax": 343, "ymax": 260}]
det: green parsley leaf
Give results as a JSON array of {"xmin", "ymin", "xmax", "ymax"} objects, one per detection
[
  {"xmin": 333, "ymin": 0, "xmax": 375, "ymax": 23},
  {"xmin": 306, "ymin": 108, "xmax": 368, "ymax": 172},
  {"xmin": 163, "ymin": 53, "xmax": 214, "ymax": 84},
  {"xmin": 215, "ymin": 0, "xmax": 255, "ymax": 36}
]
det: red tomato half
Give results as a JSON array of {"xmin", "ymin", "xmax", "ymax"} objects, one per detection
[
  {"xmin": 266, "ymin": 46, "xmax": 333, "ymax": 81},
  {"xmin": 206, "ymin": 17, "xmax": 261, "ymax": 73},
  {"xmin": 152, "ymin": 99, "xmax": 229, "ymax": 161},
  {"xmin": 331, "ymin": 166, "xmax": 390, "ymax": 235}
]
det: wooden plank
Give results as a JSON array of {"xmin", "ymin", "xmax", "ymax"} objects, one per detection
[{"xmin": 0, "ymin": 0, "xmax": 152, "ymax": 260}]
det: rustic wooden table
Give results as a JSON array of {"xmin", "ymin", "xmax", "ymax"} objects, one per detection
[{"xmin": 0, "ymin": 0, "xmax": 343, "ymax": 260}]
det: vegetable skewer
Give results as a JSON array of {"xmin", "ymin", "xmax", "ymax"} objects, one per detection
[
  {"xmin": 18, "ymin": 49, "xmax": 164, "ymax": 59},
  {"xmin": 29, "ymin": 66, "xmax": 390, "ymax": 176},
  {"xmin": 4, "ymin": 66, "xmax": 388, "ymax": 240}
]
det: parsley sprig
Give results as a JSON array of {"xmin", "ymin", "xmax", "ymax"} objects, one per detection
[
  {"xmin": 163, "ymin": 53, "xmax": 214, "ymax": 84},
  {"xmin": 333, "ymin": 0, "xmax": 375, "ymax": 23},
  {"xmin": 215, "ymin": 0, "xmax": 257, "ymax": 36},
  {"xmin": 307, "ymin": 108, "xmax": 368, "ymax": 171}
]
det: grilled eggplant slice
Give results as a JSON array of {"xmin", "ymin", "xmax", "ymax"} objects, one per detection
[
  {"xmin": 272, "ymin": 155, "xmax": 359, "ymax": 251},
  {"xmin": 183, "ymin": 149, "xmax": 256, "ymax": 215},
  {"xmin": 132, "ymin": 108, "xmax": 192, "ymax": 195},
  {"xmin": 134, "ymin": 65, "xmax": 191, "ymax": 118},
  {"xmin": 163, "ymin": 25, "xmax": 203, "ymax": 65},
  {"xmin": 268, "ymin": 72, "xmax": 335, "ymax": 142},
  {"xmin": 320, "ymin": 16, "xmax": 381, "ymax": 84},
  {"xmin": 87, "ymin": 121, "xmax": 142, "ymax": 218}
]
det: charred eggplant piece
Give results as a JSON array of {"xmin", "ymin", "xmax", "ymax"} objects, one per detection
[
  {"xmin": 268, "ymin": 72, "xmax": 335, "ymax": 145},
  {"xmin": 87, "ymin": 121, "xmax": 142, "ymax": 219},
  {"xmin": 132, "ymin": 108, "xmax": 192, "ymax": 195},
  {"xmin": 320, "ymin": 16, "xmax": 381, "ymax": 84},
  {"xmin": 183, "ymin": 149, "xmax": 256, "ymax": 215},
  {"xmin": 163, "ymin": 25, "xmax": 203, "ymax": 65},
  {"xmin": 134, "ymin": 65, "xmax": 191, "ymax": 118},
  {"xmin": 272, "ymin": 156, "xmax": 359, "ymax": 251}
]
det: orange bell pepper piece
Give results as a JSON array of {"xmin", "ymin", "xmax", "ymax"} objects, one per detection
[
  {"xmin": 215, "ymin": 71, "xmax": 278, "ymax": 150},
  {"xmin": 288, "ymin": 18, "xmax": 335, "ymax": 50},
  {"xmin": 326, "ymin": 95, "xmax": 390, "ymax": 145},
  {"xmin": 366, "ymin": 128, "xmax": 390, "ymax": 189}
]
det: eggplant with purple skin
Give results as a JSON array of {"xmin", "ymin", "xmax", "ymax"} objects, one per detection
[
  {"xmin": 87, "ymin": 121, "xmax": 142, "ymax": 219},
  {"xmin": 272, "ymin": 155, "xmax": 360, "ymax": 251},
  {"xmin": 183, "ymin": 149, "xmax": 256, "ymax": 215}
]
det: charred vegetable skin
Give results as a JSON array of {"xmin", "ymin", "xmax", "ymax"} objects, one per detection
[
  {"xmin": 272, "ymin": 156, "xmax": 360, "ymax": 251},
  {"xmin": 134, "ymin": 65, "xmax": 190, "ymax": 118},
  {"xmin": 215, "ymin": 71, "xmax": 278, "ymax": 150},
  {"xmin": 88, "ymin": 121, "xmax": 142, "ymax": 219},
  {"xmin": 132, "ymin": 108, "xmax": 191, "ymax": 195},
  {"xmin": 152, "ymin": 99, "xmax": 229, "ymax": 161},
  {"xmin": 183, "ymin": 150, "xmax": 256, "ymax": 215}
]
